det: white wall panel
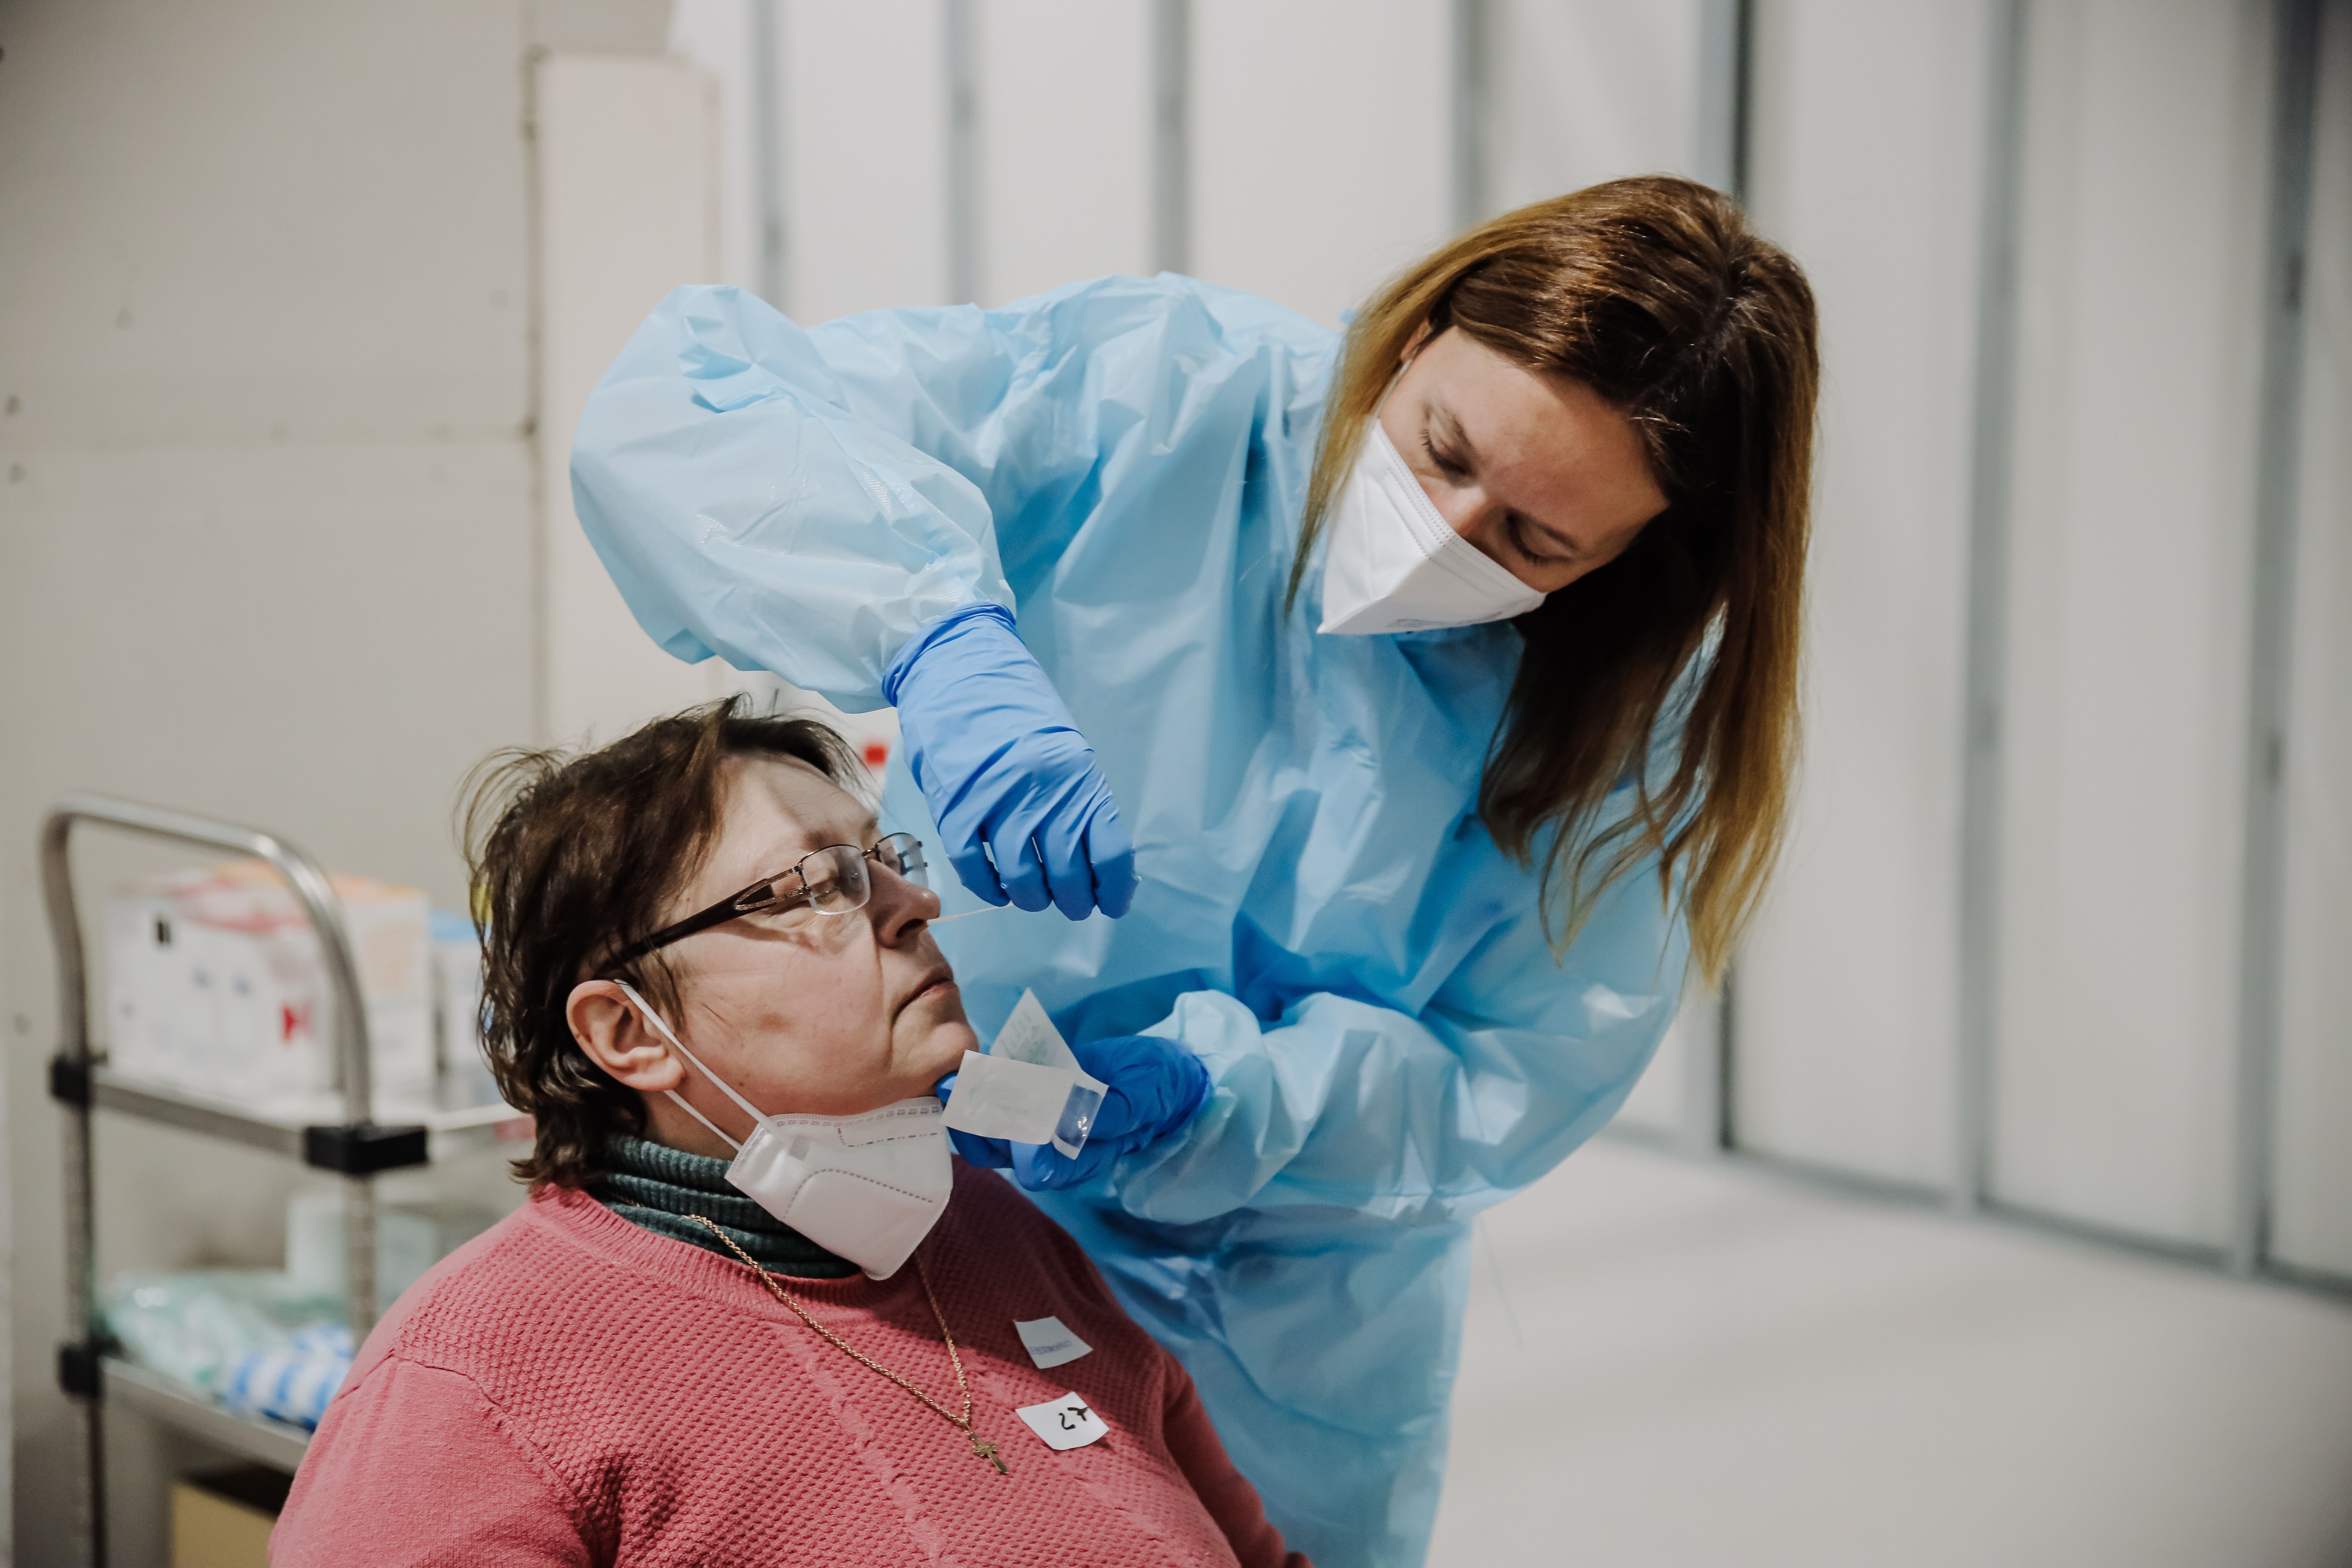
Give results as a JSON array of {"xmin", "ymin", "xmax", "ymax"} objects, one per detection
[
  {"xmin": 1486, "ymin": 0, "xmax": 1703, "ymax": 212},
  {"xmin": 1727, "ymin": 0, "xmax": 1987, "ymax": 1186},
  {"xmin": 1191, "ymin": 0, "xmax": 1451, "ymax": 325},
  {"xmin": 785, "ymin": 0, "xmax": 951, "ymax": 322},
  {"xmin": 538, "ymin": 55, "xmax": 731, "ymax": 748},
  {"xmin": 1615, "ymin": 991, "xmax": 1690, "ymax": 1132},
  {"xmin": 0, "ymin": 2, "xmax": 532, "ymax": 448},
  {"xmin": 2272, "ymin": 0, "xmax": 2352, "ymax": 1280},
  {"xmin": 0, "ymin": 7, "xmax": 572, "ymax": 1555},
  {"xmin": 1991, "ymin": 0, "xmax": 2273, "ymax": 1246},
  {"xmin": 979, "ymin": 0, "xmax": 1153, "ymax": 305},
  {"xmin": 668, "ymin": 0, "xmax": 765, "ymax": 295}
]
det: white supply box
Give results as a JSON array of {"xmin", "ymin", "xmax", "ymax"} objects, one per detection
[{"xmin": 105, "ymin": 862, "xmax": 435, "ymax": 1107}]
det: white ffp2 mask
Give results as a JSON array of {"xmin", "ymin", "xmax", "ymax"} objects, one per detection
[
  {"xmin": 1317, "ymin": 420, "xmax": 1547, "ymax": 635},
  {"xmin": 614, "ymin": 982, "xmax": 953, "ymax": 1280}
]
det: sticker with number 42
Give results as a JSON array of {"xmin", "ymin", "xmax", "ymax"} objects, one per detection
[{"xmin": 1015, "ymin": 1391, "xmax": 1110, "ymax": 1451}]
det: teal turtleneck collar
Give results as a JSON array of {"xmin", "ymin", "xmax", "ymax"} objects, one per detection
[{"xmin": 595, "ymin": 1133, "xmax": 858, "ymax": 1279}]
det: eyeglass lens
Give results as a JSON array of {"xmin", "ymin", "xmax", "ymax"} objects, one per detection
[
  {"xmin": 881, "ymin": 833, "xmax": 929, "ymax": 889},
  {"xmin": 798, "ymin": 845, "xmax": 868, "ymax": 912},
  {"xmin": 786, "ymin": 834, "xmax": 928, "ymax": 915}
]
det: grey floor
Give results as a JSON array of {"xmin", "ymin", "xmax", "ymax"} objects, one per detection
[{"xmin": 1426, "ymin": 1141, "xmax": 2352, "ymax": 1568}]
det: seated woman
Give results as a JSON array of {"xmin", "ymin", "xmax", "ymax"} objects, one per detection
[{"xmin": 271, "ymin": 698, "xmax": 1304, "ymax": 1568}]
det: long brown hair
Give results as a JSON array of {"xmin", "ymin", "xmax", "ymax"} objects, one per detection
[{"xmin": 1294, "ymin": 176, "xmax": 1816, "ymax": 983}]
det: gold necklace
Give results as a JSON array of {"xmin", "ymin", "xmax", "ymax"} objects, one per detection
[{"xmin": 685, "ymin": 1215, "xmax": 1010, "ymax": 1475}]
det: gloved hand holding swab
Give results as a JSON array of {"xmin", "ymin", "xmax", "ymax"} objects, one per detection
[{"xmin": 937, "ymin": 990, "xmax": 1105, "ymax": 1156}]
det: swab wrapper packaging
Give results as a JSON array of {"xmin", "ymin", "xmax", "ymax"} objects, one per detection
[{"xmin": 940, "ymin": 990, "xmax": 1106, "ymax": 1157}]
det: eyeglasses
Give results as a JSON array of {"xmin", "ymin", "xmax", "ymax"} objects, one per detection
[{"xmin": 607, "ymin": 833, "xmax": 929, "ymax": 970}]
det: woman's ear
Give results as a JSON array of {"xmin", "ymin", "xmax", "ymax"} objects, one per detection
[
  {"xmin": 567, "ymin": 979, "xmax": 686, "ymax": 1093},
  {"xmin": 1398, "ymin": 319, "xmax": 1435, "ymax": 367}
]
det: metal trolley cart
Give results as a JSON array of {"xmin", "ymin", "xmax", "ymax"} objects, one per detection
[{"xmin": 42, "ymin": 794, "xmax": 524, "ymax": 1565}]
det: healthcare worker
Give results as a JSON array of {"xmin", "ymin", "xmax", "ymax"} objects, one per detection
[{"xmin": 571, "ymin": 176, "xmax": 1818, "ymax": 1567}]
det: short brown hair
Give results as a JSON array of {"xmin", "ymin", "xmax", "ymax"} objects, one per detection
[{"xmin": 459, "ymin": 696, "xmax": 860, "ymax": 1190}]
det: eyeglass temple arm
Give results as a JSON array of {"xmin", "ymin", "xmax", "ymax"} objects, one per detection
[
  {"xmin": 608, "ymin": 839, "xmax": 909, "ymax": 970},
  {"xmin": 607, "ymin": 880, "xmax": 794, "ymax": 971}
]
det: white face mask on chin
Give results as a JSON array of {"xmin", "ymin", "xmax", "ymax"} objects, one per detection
[
  {"xmin": 613, "ymin": 981, "xmax": 953, "ymax": 1280},
  {"xmin": 1317, "ymin": 419, "xmax": 1548, "ymax": 635}
]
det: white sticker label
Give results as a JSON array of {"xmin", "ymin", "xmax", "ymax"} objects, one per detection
[
  {"xmin": 1013, "ymin": 1315, "xmax": 1092, "ymax": 1370},
  {"xmin": 1016, "ymin": 1391, "xmax": 1110, "ymax": 1451}
]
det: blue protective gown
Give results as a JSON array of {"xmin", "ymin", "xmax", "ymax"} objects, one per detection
[{"xmin": 572, "ymin": 276, "xmax": 1689, "ymax": 1568}]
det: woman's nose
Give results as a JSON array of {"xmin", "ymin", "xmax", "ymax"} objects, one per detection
[
  {"xmin": 1443, "ymin": 491, "xmax": 1511, "ymax": 559},
  {"xmin": 869, "ymin": 867, "xmax": 941, "ymax": 945},
  {"xmin": 1423, "ymin": 474, "xmax": 1499, "ymax": 544}
]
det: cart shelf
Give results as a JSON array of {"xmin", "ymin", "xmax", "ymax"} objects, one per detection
[
  {"xmin": 82, "ymin": 1066, "xmax": 528, "ymax": 1168},
  {"xmin": 100, "ymin": 1358, "xmax": 312, "ymax": 1474},
  {"xmin": 42, "ymin": 791, "xmax": 513, "ymax": 1564}
]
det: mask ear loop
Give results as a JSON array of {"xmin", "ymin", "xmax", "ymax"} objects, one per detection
[{"xmin": 612, "ymin": 979, "xmax": 763, "ymax": 1154}]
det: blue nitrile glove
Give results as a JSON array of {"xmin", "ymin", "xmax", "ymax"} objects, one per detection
[
  {"xmin": 1009, "ymin": 1034, "xmax": 1211, "ymax": 1190},
  {"xmin": 932, "ymin": 1034, "xmax": 1210, "ymax": 1187},
  {"xmin": 883, "ymin": 602, "xmax": 1138, "ymax": 920}
]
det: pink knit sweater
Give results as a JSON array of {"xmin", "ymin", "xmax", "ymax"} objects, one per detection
[{"xmin": 271, "ymin": 1166, "xmax": 1306, "ymax": 1567}]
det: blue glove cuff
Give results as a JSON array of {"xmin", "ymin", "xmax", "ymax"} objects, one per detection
[{"xmin": 881, "ymin": 600, "xmax": 1021, "ymax": 707}]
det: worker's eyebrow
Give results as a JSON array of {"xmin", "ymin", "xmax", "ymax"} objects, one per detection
[{"xmin": 1512, "ymin": 510, "xmax": 1587, "ymax": 559}]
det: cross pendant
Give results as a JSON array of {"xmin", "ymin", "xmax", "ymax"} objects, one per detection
[{"xmin": 969, "ymin": 1432, "xmax": 1009, "ymax": 1475}]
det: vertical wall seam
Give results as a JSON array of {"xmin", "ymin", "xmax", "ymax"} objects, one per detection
[
  {"xmin": 1730, "ymin": 0, "xmax": 1753, "ymax": 201},
  {"xmin": 1693, "ymin": 0, "xmax": 1753, "ymax": 1154},
  {"xmin": 1696, "ymin": 0, "xmax": 1752, "ymax": 203},
  {"xmin": 751, "ymin": 0, "xmax": 786, "ymax": 311},
  {"xmin": 1719, "ymin": 0, "xmax": 1752, "ymax": 1154},
  {"xmin": 1450, "ymin": 0, "xmax": 1488, "ymax": 233},
  {"xmin": 2230, "ymin": 0, "xmax": 2323, "ymax": 1277},
  {"xmin": 1153, "ymin": 0, "xmax": 1190, "ymax": 276},
  {"xmin": 945, "ymin": 0, "xmax": 980, "ymax": 304},
  {"xmin": 1955, "ymin": 0, "xmax": 2029, "ymax": 1215}
]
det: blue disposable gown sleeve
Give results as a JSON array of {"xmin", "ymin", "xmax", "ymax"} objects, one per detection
[
  {"xmin": 568, "ymin": 285, "xmax": 1012, "ymax": 710},
  {"xmin": 1103, "ymin": 810, "xmax": 1693, "ymax": 1231},
  {"xmin": 569, "ymin": 278, "xmax": 1323, "ymax": 712}
]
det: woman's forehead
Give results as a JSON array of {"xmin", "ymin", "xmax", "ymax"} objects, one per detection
[{"xmin": 709, "ymin": 755, "xmax": 873, "ymax": 873}]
